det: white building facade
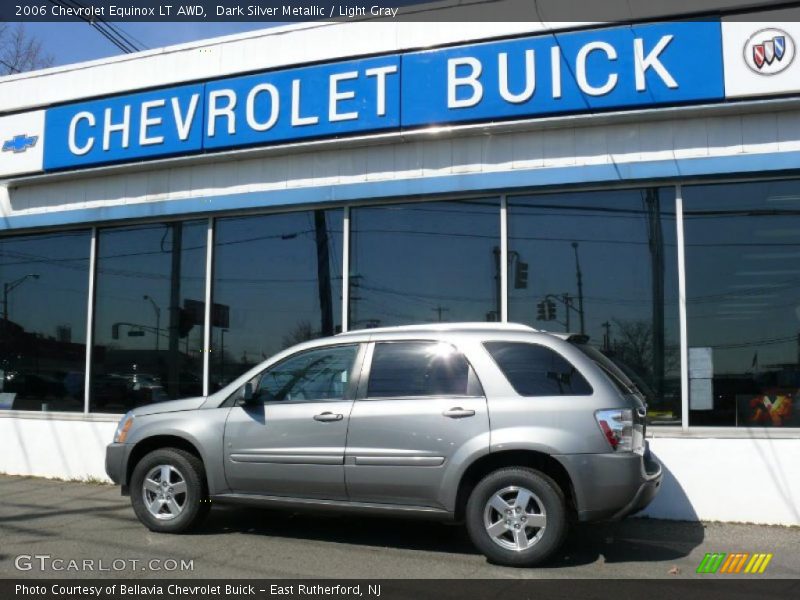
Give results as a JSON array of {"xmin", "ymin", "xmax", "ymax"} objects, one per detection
[{"xmin": 1, "ymin": 10, "xmax": 799, "ymax": 525}]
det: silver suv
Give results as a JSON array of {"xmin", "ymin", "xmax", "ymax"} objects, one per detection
[{"xmin": 106, "ymin": 323, "xmax": 662, "ymax": 567}]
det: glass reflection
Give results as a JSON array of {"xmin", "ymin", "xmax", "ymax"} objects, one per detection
[
  {"xmin": 507, "ymin": 188, "xmax": 681, "ymax": 424},
  {"xmin": 349, "ymin": 200, "xmax": 500, "ymax": 328},
  {"xmin": 91, "ymin": 221, "xmax": 207, "ymax": 411},
  {"xmin": 211, "ymin": 210, "xmax": 343, "ymax": 389},
  {"xmin": 0, "ymin": 231, "xmax": 91, "ymax": 411},
  {"xmin": 685, "ymin": 179, "xmax": 800, "ymax": 427}
]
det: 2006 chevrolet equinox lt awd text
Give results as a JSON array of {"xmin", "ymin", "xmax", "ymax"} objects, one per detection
[{"xmin": 106, "ymin": 323, "xmax": 662, "ymax": 567}]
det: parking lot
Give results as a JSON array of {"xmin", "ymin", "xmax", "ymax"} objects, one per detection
[{"xmin": 1, "ymin": 474, "xmax": 798, "ymax": 579}]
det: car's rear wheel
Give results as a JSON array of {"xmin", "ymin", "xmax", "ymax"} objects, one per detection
[
  {"xmin": 465, "ymin": 467, "xmax": 567, "ymax": 567},
  {"xmin": 130, "ymin": 448, "xmax": 209, "ymax": 533}
]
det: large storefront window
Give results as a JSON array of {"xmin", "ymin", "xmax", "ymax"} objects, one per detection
[
  {"xmin": 211, "ymin": 209, "xmax": 343, "ymax": 389},
  {"xmin": 0, "ymin": 231, "xmax": 91, "ymax": 411},
  {"xmin": 507, "ymin": 189, "xmax": 681, "ymax": 424},
  {"xmin": 91, "ymin": 221, "xmax": 207, "ymax": 412},
  {"xmin": 685, "ymin": 179, "xmax": 800, "ymax": 427},
  {"xmin": 349, "ymin": 199, "xmax": 500, "ymax": 328}
]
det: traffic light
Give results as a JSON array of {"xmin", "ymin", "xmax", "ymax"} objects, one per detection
[
  {"xmin": 546, "ymin": 299, "xmax": 557, "ymax": 320},
  {"xmin": 514, "ymin": 260, "xmax": 529, "ymax": 289},
  {"xmin": 536, "ymin": 301, "xmax": 547, "ymax": 321}
]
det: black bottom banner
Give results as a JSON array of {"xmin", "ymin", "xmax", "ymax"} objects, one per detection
[{"xmin": 3, "ymin": 579, "xmax": 799, "ymax": 600}]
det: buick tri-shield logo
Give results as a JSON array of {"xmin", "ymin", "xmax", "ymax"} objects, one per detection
[{"xmin": 744, "ymin": 28, "xmax": 795, "ymax": 75}]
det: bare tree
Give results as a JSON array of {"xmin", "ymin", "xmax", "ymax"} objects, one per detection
[{"xmin": 0, "ymin": 23, "xmax": 54, "ymax": 76}]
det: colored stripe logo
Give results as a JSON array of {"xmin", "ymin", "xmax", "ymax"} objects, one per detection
[{"xmin": 697, "ymin": 553, "xmax": 773, "ymax": 574}]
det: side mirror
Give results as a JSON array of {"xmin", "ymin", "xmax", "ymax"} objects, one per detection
[{"xmin": 241, "ymin": 382, "xmax": 258, "ymax": 405}]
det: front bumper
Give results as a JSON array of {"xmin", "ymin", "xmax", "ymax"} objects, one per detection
[
  {"xmin": 555, "ymin": 442, "xmax": 663, "ymax": 522},
  {"xmin": 105, "ymin": 443, "xmax": 130, "ymax": 494}
]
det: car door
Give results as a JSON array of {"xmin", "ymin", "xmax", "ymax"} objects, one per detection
[
  {"xmin": 223, "ymin": 343, "xmax": 363, "ymax": 500},
  {"xmin": 344, "ymin": 340, "xmax": 489, "ymax": 508}
]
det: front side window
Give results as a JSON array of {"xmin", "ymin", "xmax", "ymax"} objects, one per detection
[
  {"xmin": 484, "ymin": 341, "xmax": 592, "ymax": 397},
  {"xmin": 367, "ymin": 341, "xmax": 481, "ymax": 398},
  {"xmin": 255, "ymin": 344, "xmax": 358, "ymax": 403}
]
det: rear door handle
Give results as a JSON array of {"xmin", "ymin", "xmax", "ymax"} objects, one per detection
[
  {"xmin": 314, "ymin": 412, "xmax": 344, "ymax": 422},
  {"xmin": 443, "ymin": 407, "xmax": 476, "ymax": 419}
]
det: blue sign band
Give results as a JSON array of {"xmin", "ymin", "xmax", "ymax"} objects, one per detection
[{"xmin": 42, "ymin": 20, "xmax": 724, "ymax": 172}]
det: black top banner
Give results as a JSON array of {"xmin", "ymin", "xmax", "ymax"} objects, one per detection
[{"xmin": 3, "ymin": 0, "xmax": 800, "ymax": 23}]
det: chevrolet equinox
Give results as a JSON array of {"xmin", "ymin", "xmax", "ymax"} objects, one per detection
[{"xmin": 106, "ymin": 323, "xmax": 662, "ymax": 567}]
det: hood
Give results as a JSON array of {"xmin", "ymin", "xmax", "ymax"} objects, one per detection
[{"xmin": 131, "ymin": 397, "xmax": 206, "ymax": 417}]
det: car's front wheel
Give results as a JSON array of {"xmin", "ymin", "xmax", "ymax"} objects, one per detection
[
  {"xmin": 130, "ymin": 448, "xmax": 209, "ymax": 533},
  {"xmin": 465, "ymin": 467, "xmax": 567, "ymax": 567}
]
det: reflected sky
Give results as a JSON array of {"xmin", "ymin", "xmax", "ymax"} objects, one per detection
[{"xmin": 350, "ymin": 200, "xmax": 500, "ymax": 327}]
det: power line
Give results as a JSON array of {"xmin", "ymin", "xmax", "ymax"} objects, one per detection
[{"xmin": 47, "ymin": 0, "xmax": 146, "ymax": 54}]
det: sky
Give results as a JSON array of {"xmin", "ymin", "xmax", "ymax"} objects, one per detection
[{"xmin": 24, "ymin": 22, "xmax": 279, "ymax": 67}]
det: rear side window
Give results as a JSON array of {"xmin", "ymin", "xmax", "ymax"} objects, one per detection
[
  {"xmin": 484, "ymin": 341, "xmax": 592, "ymax": 397},
  {"xmin": 367, "ymin": 341, "xmax": 482, "ymax": 398}
]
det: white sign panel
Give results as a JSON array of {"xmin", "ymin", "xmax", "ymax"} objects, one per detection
[
  {"xmin": 0, "ymin": 110, "xmax": 45, "ymax": 178},
  {"xmin": 722, "ymin": 10, "xmax": 800, "ymax": 98}
]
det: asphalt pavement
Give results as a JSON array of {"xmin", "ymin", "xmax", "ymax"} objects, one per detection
[{"xmin": 1, "ymin": 474, "xmax": 798, "ymax": 579}]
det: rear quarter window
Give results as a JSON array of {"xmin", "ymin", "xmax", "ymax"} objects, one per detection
[{"xmin": 483, "ymin": 341, "xmax": 592, "ymax": 397}]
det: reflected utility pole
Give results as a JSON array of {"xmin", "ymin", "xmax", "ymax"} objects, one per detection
[
  {"xmin": 571, "ymin": 242, "xmax": 585, "ymax": 334},
  {"xmin": 646, "ymin": 188, "xmax": 665, "ymax": 403},
  {"xmin": 143, "ymin": 295, "xmax": 161, "ymax": 351},
  {"xmin": 314, "ymin": 210, "xmax": 334, "ymax": 337},
  {"xmin": 167, "ymin": 224, "xmax": 182, "ymax": 398},
  {"xmin": 432, "ymin": 306, "xmax": 450, "ymax": 322},
  {"xmin": 3, "ymin": 273, "xmax": 40, "ymax": 324},
  {"xmin": 602, "ymin": 321, "xmax": 611, "ymax": 351}
]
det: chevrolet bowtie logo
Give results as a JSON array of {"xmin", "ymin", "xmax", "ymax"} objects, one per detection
[{"xmin": 2, "ymin": 134, "xmax": 39, "ymax": 154}]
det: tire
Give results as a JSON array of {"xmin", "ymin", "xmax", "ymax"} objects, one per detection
[
  {"xmin": 465, "ymin": 467, "xmax": 567, "ymax": 567},
  {"xmin": 130, "ymin": 448, "xmax": 210, "ymax": 533}
]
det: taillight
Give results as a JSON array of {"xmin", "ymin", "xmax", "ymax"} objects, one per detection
[{"xmin": 595, "ymin": 408, "xmax": 634, "ymax": 452}]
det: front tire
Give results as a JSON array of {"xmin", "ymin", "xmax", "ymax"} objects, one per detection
[
  {"xmin": 465, "ymin": 467, "xmax": 567, "ymax": 567},
  {"xmin": 130, "ymin": 448, "xmax": 209, "ymax": 533}
]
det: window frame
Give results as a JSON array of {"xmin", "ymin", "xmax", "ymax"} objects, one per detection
[
  {"xmin": 356, "ymin": 339, "xmax": 485, "ymax": 401},
  {"xmin": 482, "ymin": 340, "xmax": 594, "ymax": 398}
]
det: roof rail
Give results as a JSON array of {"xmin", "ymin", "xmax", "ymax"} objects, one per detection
[{"xmin": 336, "ymin": 322, "xmax": 538, "ymax": 336}]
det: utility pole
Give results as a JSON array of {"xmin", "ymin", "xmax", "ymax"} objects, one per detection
[
  {"xmin": 571, "ymin": 242, "xmax": 585, "ymax": 334},
  {"xmin": 562, "ymin": 293, "xmax": 571, "ymax": 332}
]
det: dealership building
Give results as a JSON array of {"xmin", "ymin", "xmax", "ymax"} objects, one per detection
[{"xmin": 1, "ymin": 5, "xmax": 799, "ymax": 525}]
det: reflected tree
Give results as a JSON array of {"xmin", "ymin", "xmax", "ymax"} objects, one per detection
[{"xmin": 282, "ymin": 320, "xmax": 316, "ymax": 349}]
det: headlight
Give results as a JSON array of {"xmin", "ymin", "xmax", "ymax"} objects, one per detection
[{"xmin": 113, "ymin": 411, "xmax": 135, "ymax": 443}]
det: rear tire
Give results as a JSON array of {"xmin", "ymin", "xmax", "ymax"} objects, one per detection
[
  {"xmin": 130, "ymin": 448, "xmax": 209, "ymax": 533},
  {"xmin": 465, "ymin": 467, "xmax": 567, "ymax": 567}
]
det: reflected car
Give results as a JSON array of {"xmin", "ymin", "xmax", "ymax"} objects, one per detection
[
  {"xmin": 92, "ymin": 372, "xmax": 169, "ymax": 410},
  {"xmin": 105, "ymin": 323, "xmax": 662, "ymax": 567}
]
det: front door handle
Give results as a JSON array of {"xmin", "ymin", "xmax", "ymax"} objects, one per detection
[
  {"xmin": 443, "ymin": 407, "xmax": 476, "ymax": 419},
  {"xmin": 314, "ymin": 412, "xmax": 344, "ymax": 422}
]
